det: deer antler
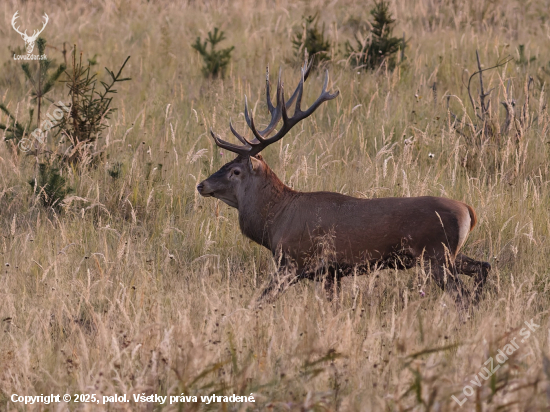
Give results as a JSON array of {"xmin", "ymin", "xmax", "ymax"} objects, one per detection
[
  {"xmin": 211, "ymin": 57, "xmax": 338, "ymax": 157},
  {"xmin": 11, "ymin": 11, "xmax": 27, "ymax": 37}
]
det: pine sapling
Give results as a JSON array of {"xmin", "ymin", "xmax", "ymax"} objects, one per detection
[
  {"xmin": 1, "ymin": 37, "xmax": 65, "ymax": 149},
  {"xmin": 292, "ymin": 14, "xmax": 331, "ymax": 65},
  {"xmin": 55, "ymin": 46, "xmax": 131, "ymax": 164},
  {"xmin": 346, "ymin": 1, "xmax": 405, "ymax": 70},
  {"xmin": 192, "ymin": 28, "xmax": 234, "ymax": 78},
  {"xmin": 29, "ymin": 162, "xmax": 72, "ymax": 211}
]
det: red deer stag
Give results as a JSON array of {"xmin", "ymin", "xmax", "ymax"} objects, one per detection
[{"xmin": 197, "ymin": 59, "xmax": 490, "ymax": 307}]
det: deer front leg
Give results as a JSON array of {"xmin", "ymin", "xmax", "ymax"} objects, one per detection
[
  {"xmin": 255, "ymin": 259, "xmax": 299, "ymax": 306},
  {"xmin": 323, "ymin": 266, "xmax": 342, "ymax": 302}
]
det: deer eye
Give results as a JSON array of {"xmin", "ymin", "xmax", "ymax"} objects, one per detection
[{"xmin": 233, "ymin": 170, "xmax": 240, "ymax": 176}]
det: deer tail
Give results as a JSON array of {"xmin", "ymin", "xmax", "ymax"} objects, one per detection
[{"xmin": 466, "ymin": 204, "xmax": 477, "ymax": 232}]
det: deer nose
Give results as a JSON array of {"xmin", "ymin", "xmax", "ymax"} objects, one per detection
[{"xmin": 196, "ymin": 182, "xmax": 204, "ymax": 193}]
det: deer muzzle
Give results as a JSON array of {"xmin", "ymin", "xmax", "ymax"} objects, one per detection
[{"xmin": 196, "ymin": 182, "xmax": 212, "ymax": 197}]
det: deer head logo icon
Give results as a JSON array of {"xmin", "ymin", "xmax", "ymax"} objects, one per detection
[{"xmin": 11, "ymin": 11, "xmax": 49, "ymax": 55}]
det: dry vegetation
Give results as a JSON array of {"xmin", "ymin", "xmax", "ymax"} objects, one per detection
[{"xmin": 1, "ymin": 0, "xmax": 550, "ymax": 410}]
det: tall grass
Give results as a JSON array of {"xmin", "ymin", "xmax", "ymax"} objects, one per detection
[{"xmin": 0, "ymin": 0, "xmax": 549, "ymax": 410}]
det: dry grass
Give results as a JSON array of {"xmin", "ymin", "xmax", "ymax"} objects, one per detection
[{"xmin": 1, "ymin": 0, "xmax": 550, "ymax": 410}]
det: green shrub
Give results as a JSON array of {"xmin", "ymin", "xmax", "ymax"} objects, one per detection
[
  {"xmin": 0, "ymin": 37, "xmax": 65, "ymax": 150},
  {"xmin": 345, "ymin": 1, "xmax": 405, "ymax": 70},
  {"xmin": 55, "ymin": 46, "xmax": 131, "ymax": 164},
  {"xmin": 0, "ymin": 102, "xmax": 32, "ymax": 147},
  {"xmin": 192, "ymin": 28, "xmax": 234, "ymax": 78},
  {"xmin": 29, "ymin": 162, "xmax": 72, "ymax": 211},
  {"xmin": 22, "ymin": 38, "xmax": 66, "ymax": 126},
  {"xmin": 292, "ymin": 14, "xmax": 331, "ymax": 64}
]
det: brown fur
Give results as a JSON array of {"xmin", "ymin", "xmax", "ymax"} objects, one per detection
[{"xmin": 467, "ymin": 204, "xmax": 478, "ymax": 231}]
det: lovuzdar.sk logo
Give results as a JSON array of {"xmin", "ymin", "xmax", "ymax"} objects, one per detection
[{"xmin": 11, "ymin": 11, "xmax": 49, "ymax": 60}]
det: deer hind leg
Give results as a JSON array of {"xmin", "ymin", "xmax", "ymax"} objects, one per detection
[
  {"xmin": 429, "ymin": 259, "xmax": 470, "ymax": 311},
  {"xmin": 455, "ymin": 253, "xmax": 491, "ymax": 303}
]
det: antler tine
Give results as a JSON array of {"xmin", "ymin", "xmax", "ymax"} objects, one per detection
[
  {"xmin": 265, "ymin": 66, "xmax": 275, "ymax": 115},
  {"xmin": 243, "ymin": 95, "xmax": 252, "ymax": 129},
  {"xmin": 258, "ymin": 67, "xmax": 338, "ymax": 147},
  {"xmin": 246, "ymin": 67, "xmax": 276, "ymax": 129},
  {"xmin": 246, "ymin": 113, "xmax": 269, "ymax": 144},
  {"xmin": 248, "ymin": 60, "xmax": 313, "ymax": 140},
  {"xmin": 295, "ymin": 69, "xmax": 339, "ymax": 119},
  {"xmin": 286, "ymin": 57, "xmax": 313, "ymax": 109},
  {"xmin": 246, "ymin": 67, "xmax": 283, "ymax": 139},
  {"xmin": 242, "ymin": 95, "xmax": 271, "ymax": 143},
  {"xmin": 229, "ymin": 119, "xmax": 255, "ymax": 146},
  {"xmin": 210, "ymin": 59, "xmax": 337, "ymax": 158},
  {"xmin": 280, "ymin": 81, "xmax": 289, "ymax": 124},
  {"xmin": 210, "ymin": 129, "xmax": 253, "ymax": 157},
  {"xmin": 292, "ymin": 67, "xmax": 306, "ymax": 116},
  {"xmin": 239, "ymin": 88, "xmax": 270, "ymax": 145}
]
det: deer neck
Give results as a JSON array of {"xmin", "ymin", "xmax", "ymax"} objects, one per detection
[{"xmin": 237, "ymin": 166, "xmax": 292, "ymax": 249}]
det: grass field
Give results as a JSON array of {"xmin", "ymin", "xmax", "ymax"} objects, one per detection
[{"xmin": 1, "ymin": 0, "xmax": 550, "ymax": 410}]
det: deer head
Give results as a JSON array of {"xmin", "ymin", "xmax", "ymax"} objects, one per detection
[
  {"xmin": 197, "ymin": 58, "xmax": 339, "ymax": 207},
  {"xmin": 12, "ymin": 11, "xmax": 49, "ymax": 55}
]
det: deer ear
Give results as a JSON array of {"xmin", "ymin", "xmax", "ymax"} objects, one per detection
[{"xmin": 249, "ymin": 156, "xmax": 263, "ymax": 172}]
